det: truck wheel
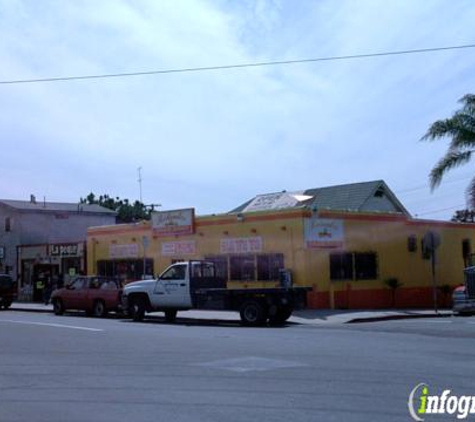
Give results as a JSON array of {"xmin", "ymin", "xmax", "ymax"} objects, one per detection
[
  {"xmin": 240, "ymin": 300, "xmax": 268, "ymax": 326},
  {"xmin": 53, "ymin": 299, "xmax": 64, "ymax": 316},
  {"xmin": 129, "ymin": 297, "xmax": 145, "ymax": 322},
  {"xmin": 93, "ymin": 300, "xmax": 107, "ymax": 318},
  {"xmin": 269, "ymin": 306, "xmax": 293, "ymax": 326},
  {"xmin": 165, "ymin": 309, "xmax": 177, "ymax": 323},
  {"xmin": 0, "ymin": 299, "xmax": 12, "ymax": 309}
]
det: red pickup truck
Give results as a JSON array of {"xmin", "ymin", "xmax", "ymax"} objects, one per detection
[{"xmin": 51, "ymin": 276, "xmax": 122, "ymax": 317}]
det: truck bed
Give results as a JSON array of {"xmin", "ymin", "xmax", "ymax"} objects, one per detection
[{"xmin": 192, "ymin": 286, "xmax": 310, "ymax": 311}]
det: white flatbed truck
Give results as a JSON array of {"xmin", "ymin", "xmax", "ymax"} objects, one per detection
[{"xmin": 122, "ymin": 260, "xmax": 309, "ymax": 326}]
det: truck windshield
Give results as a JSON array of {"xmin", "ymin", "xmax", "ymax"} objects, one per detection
[{"xmin": 161, "ymin": 265, "xmax": 187, "ymax": 280}]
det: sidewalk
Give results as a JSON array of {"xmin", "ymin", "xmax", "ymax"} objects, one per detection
[{"xmin": 8, "ymin": 302, "xmax": 453, "ymax": 324}]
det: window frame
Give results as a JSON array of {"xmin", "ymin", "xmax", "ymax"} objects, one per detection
[{"xmin": 330, "ymin": 251, "xmax": 378, "ymax": 282}]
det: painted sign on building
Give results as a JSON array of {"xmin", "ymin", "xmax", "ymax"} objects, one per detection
[
  {"xmin": 304, "ymin": 218, "xmax": 344, "ymax": 249},
  {"xmin": 49, "ymin": 243, "xmax": 81, "ymax": 257},
  {"xmin": 109, "ymin": 243, "xmax": 139, "ymax": 259},
  {"xmin": 243, "ymin": 191, "xmax": 313, "ymax": 212},
  {"xmin": 151, "ymin": 209, "xmax": 195, "ymax": 237},
  {"xmin": 161, "ymin": 240, "xmax": 197, "ymax": 256},
  {"xmin": 220, "ymin": 237, "xmax": 263, "ymax": 254}
]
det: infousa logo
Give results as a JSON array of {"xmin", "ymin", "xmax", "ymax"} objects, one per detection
[{"xmin": 408, "ymin": 383, "xmax": 475, "ymax": 420}]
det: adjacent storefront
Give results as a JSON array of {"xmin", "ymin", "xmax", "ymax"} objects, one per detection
[{"xmin": 17, "ymin": 242, "xmax": 86, "ymax": 302}]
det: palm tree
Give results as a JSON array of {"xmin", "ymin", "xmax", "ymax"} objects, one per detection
[{"xmin": 421, "ymin": 94, "xmax": 475, "ymax": 206}]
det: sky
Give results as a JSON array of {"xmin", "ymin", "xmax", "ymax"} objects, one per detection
[{"xmin": 1, "ymin": 0, "xmax": 474, "ymax": 220}]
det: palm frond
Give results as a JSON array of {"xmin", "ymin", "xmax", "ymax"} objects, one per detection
[
  {"xmin": 460, "ymin": 94, "xmax": 475, "ymax": 108},
  {"xmin": 429, "ymin": 150, "xmax": 473, "ymax": 189},
  {"xmin": 448, "ymin": 113, "xmax": 475, "ymax": 150},
  {"xmin": 420, "ymin": 118, "xmax": 457, "ymax": 141}
]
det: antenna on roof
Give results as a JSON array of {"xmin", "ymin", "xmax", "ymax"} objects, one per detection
[{"xmin": 138, "ymin": 167, "xmax": 143, "ymax": 203}]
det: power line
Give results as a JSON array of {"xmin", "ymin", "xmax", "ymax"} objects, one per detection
[
  {"xmin": 396, "ymin": 174, "xmax": 473, "ymax": 195},
  {"xmin": 414, "ymin": 204, "xmax": 466, "ymax": 217},
  {"xmin": 1, "ymin": 43, "xmax": 474, "ymax": 85}
]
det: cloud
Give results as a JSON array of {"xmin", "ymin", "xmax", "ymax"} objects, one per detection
[{"xmin": 0, "ymin": 0, "xmax": 474, "ymax": 218}]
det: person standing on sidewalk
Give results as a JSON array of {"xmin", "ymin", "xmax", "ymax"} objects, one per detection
[{"xmin": 43, "ymin": 274, "xmax": 52, "ymax": 305}]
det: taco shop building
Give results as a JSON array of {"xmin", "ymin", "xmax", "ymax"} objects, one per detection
[{"xmin": 87, "ymin": 181, "xmax": 475, "ymax": 309}]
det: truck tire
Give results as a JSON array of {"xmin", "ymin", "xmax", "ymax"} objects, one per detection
[
  {"xmin": 240, "ymin": 300, "xmax": 268, "ymax": 326},
  {"xmin": 93, "ymin": 300, "xmax": 107, "ymax": 318},
  {"xmin": 129, "ymin": 297, "xmax": 145, "ymax": 322},
  {"xmin": 53, "ymin": 298, "xmax": 64, "ymax": 316},
  {"xmin": 164, "ymin": 309, "xmax": 177, "ymax": 323},
  {"xmin": 269, "ymin": 305, "xmax": 293, "ymax": 326}
]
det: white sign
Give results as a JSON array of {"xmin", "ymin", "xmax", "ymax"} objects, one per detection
[
  {"xmin": 109, "ymin": 243, "xmax": 139, "ymax": 259},
  {"xmin": 152, "ymin": 208, "xmax": 194, "ymax": 237},
  {"xmin": 161, "ymin": 240, "xmax": 196, "ymax": 256},
  {"xmin": 304, "ymin": 218, "xmax": 344, "ymax": 249},
  {"xmin": 220, "ymin": 237, "xmax": 263, "ymax": 254},
  {"xmin": 49, "ymin": 243, "xmax": 80, "ymax": 257},
  {"xmin": 243, "ymin": 191, "xmax": 313, "ymax": 212}
]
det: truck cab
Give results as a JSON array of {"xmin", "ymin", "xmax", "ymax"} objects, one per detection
[{"xmin": 123, "ymin": 261, "xmax": 226, "ymax": 321}]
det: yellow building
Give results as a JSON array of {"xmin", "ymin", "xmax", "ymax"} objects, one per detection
[{"xmin": 87, "ymin": 181, "xmax": 475, "ymax": 309}]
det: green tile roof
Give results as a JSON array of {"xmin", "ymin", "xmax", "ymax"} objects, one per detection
[{"xmin": 230, "ymin": 180, "xmax": 409, "ymax": 216}]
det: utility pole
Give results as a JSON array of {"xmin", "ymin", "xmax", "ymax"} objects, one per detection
[{"xmin": 137, "ymin": 167, "xmax": 143, "ymax": 203}]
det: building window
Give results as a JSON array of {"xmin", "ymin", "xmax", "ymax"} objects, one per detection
[
  {"xmin": 97, "ymin": 259, "xmax": 154, "ymax": 282},
  {"xmin": 462, "ymin": 239, "xmax": 471, "ymax": 266},
  {"xmin": 206, "ymin": 253, "xmax": 285, "ymax": 282},
  {"xmin": 330, "ymin": 252, "xmax": 378, "ymax": 281},
  {"xmin": 407, "ymin": 235, "xmax": 417, "ymax": 252},
  {"xmin": 257, "ymin": 254, "xmax": 284, "ymax": 281},
  {"xmin": 205, "ymin": 256, "xmax": 228, "ymax": 281},
  {"xmin": 230, "ymin": 255, "xmax": 255, "ymax": 281},
  {"xmin": 330, "ymin": 253, "xmax": 353, "ymax": 280},
  {"xmin": 354, "ymin": 252, "xmax": 378, "ymax": 280},
  {"xmin": 5, "ymin": 217, "xmax": 11, "ymax": 232}
]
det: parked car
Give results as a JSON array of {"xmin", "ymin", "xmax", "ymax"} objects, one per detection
[
  {"xmin": 452, "ymin": 284, "xmax": 475, "ymax": 315},
  {"xmin": 0, "ymin": 274, "xmax": 16, "ymax": 309},
  {"xmin": 453, "ymin": 266, "xmax": 475, "ymax": 316},
  {"xmin": 51, "ymin": 276, "xmax": 122, "ymax": 317}
]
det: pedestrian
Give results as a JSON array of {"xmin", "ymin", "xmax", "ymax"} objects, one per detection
[{"xmin": 43, "ymin": 275, "xmax": 52, "ymax": 305}]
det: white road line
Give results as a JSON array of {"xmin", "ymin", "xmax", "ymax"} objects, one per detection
[
  {"xmin": 0, "ymin": 320, "xmax": 104, "ymax": 332},
  {"xmin": 425, "ymin": 320, "xmax": 453, "ymax": 323}
]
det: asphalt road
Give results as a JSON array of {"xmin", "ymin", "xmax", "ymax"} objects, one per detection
[{"xmin": 0, "ymin": 311, "xmax": 474, "ymax": 422}]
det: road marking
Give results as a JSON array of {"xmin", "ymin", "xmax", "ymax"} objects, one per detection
[
  {"xmin": 195, "ymin": 356, "xmax": 308, "ymax": 372},
  {"xmin": 0, "ymin": 320, "xmax": 104, "ymax": 332},
  {"xmin": 424, "ymin": 320, "xmax": 453, "ymax": 323}
]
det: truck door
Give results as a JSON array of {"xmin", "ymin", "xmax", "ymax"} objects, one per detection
[{"xmin": 153, "ymin": 263, "xmax": 192, "ymax": 308}]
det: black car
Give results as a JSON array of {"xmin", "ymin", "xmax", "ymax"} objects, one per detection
[{"xmin": 0, "ymin": 274, "xmax": 16, "ymax": 309}]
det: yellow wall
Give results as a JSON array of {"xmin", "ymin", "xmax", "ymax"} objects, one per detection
[{"xmin": 87, "ymin": 209, "xmax": 475, "ymax": 308}]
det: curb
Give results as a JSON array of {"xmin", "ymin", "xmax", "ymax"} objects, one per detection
[
  {"xmin": 347, "ymin": 312, "xmax": 452, "ymax": 324},
  {"xmin": 9, "ymin": 307, "xmax": 53, "ymax": 314},
  {"xmin": 7, "ymin": 305, "xmax": 454, "ymax": 324}
]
